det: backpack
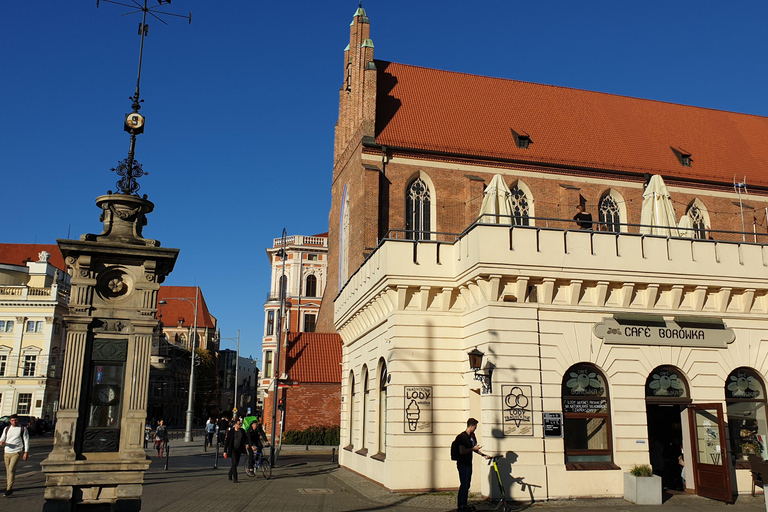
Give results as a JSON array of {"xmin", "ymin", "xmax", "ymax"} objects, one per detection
[
  {"xmin": 2, "ymin": 426, "xmax": 26, "ymax": 452},
  {"xmin": 450, "ymin": 435, "xmax": 461, "ymax": 461}
]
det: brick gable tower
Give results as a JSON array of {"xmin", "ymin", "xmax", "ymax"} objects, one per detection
[{"xmin": 317, "ymin": 6, "xmax": 378, "ymax": 332}]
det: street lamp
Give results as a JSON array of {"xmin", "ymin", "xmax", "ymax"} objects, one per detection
[
  {"xmin": 218, "ymin": 330, "xmax": 241, "ymax": 416},
  {"xmin": 270, "ymin": 228, "xmax": 288, "ymax": 467},
  {"xmin": 158, "ymin": 286, "xmax": 199, "ymax": 442}
]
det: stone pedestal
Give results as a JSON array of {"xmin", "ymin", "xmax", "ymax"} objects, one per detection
[{"xmin": 42, "ymin": 193, "xmax": 178, "ymax": 511}]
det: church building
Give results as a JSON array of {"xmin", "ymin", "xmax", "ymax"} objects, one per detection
[{"xmin": 317, "ymin": 7, "xmax": 768, "ymax": 502}]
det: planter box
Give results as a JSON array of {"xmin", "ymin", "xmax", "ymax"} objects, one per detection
[{"xmin": 624, "ymin": 473, "xmax": 662, "ymax": 505}]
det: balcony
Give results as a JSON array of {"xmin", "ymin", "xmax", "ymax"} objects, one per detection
[
  {"xmin": 273, "ymin": 235, "xmax": 328, "ymax": 248},
  {"xmin": 335, "ymin": 216, "xmax": 768, "ymax": 328}
]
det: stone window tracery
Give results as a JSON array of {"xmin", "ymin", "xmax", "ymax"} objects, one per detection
[
  {"xmin": 510, "ymin": 186, "xmax": 530, "ymax": 226},
  {"xmin": 599, "ymin": 194, "xmax": 621, "ymax": 232},
  {"xmin": 406, "ymin": 178, "xmax": 431, "ymax": 240},
  {"xmin": 687, "ymin": 205, "xmax": 706, "ymax": 239}
]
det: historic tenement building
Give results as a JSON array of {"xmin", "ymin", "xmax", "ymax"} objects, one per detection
[
  {"xmin": 260, "ymin": 233, "xmax": 342, "ymax": 436},
  {"xmin": 319, "ymin": 7, "xmax": 768, "ymax": 502},
  {"xmin": 0, "ymin": 244, "xmax": 70, "ymax": 421}
]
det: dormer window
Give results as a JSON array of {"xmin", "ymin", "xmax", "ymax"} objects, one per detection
[
  {"xmin": 511, "ymin": 129, "xmax": 531, "ymax": 149},
  {"xmin": 671, "ymin": 147, "xmax": 692, "ymax": 167},
  {"xmin": 681, "ymin": 154, "xmax": 691, "ymax": 167}
]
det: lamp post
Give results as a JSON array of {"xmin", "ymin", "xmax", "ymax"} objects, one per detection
[
  {"xmin": 158, "ymin": 286, "xmax": 199, "ymax": 442},
  {"xmin": 218, "ymin": 330, "xmax": 241, "ymax": 416},
  {"xmin": 270, "ymin": 228, "xmax": 288, "ymax": 466}
]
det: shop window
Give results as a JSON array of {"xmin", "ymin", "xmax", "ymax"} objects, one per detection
[
  {"xmin": 17, "ymin": 393, "xmax": 32, "ymax": 415},
  {"xmin": 725, "ymin": 367, "xmax": 768, "ymax": 467},
  {"xmin": 375, "ymin": 360, "xmax": 388, "ymax": 459},
  {"xmin": 360, "ymin": 365, "xmax": 369, "ymax": 453},
  {"xmin": 406, "ymin": 178, "xmax": 431, "ymax": 240},
  {"xmin": 561, "ymin": 363, "xmax": 615, "ymax": 469},
  {"xmin": 305, "ymin": 275, "xmax": 317, "ymax": 297},
  {"xmin": 347, "ymin": 372, "xmax": 356, "ymax": 449},
  {"xmin": 510, "ymin": 186, "xmax": 530, "ymax": 226}
]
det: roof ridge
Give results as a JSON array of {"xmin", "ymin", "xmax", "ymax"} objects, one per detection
[{"xmin": 375, "ymin": 59, "xmax": 768, "ymax": 119}]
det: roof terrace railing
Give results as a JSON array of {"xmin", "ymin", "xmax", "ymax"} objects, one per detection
[{"xmin": 381, "ymin": 215, "xmax": 768, "ymax": 246}]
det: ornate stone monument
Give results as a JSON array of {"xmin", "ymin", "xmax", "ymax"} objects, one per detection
[
  {"xmin": 41, "ymin": 193, "xmax": 178, "ymax": 511},
  {"xmin": 41, "ymin": 2, "xmax": 187, "ymax": 508}
]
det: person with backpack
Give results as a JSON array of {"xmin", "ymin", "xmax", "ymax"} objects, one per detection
[
  {"xmin": 451, "ymin": 418, "xmax": 488, "ymax": 512},
  {"xmin": 0, "ymin": 414, "xmax": 30, "ymax": 497}
]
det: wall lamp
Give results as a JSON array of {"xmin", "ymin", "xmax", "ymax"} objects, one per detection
[{"xmin": 468, "ymin": 347, "xmax": 493, "ymax": 394}]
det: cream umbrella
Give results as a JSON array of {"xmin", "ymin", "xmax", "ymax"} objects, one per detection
[
  {"xmin": 479, "ymin": 174, "xmax": 513, "ymax": 224},
  {"xmin": 677, "ymin": 214, "xmax": 694, "ymax": 238},
  {"xmin": 640, "ymin": 175, "xmax": 680, "ymax": 237}
]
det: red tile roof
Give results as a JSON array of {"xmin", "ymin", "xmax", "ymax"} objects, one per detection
[
  {"xmin": 374, "ymin": 61, "xmax": 768, "ymax": 188},
  {"xmin": 0, "ymin": 244, "xmax": 66, "ymax": 271},
  {"xmin": 157, "ymin": 286, "xmax": 216, "ymax": 329},
  {"xmin": 285, "ymin": 332, "xmax": 342, "ymax": 383}
]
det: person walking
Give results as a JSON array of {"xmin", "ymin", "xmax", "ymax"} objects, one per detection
[
  {"xmin": 154, "ymin": 419, "xmax": 168, "ymax": 458},
  {"xmin": 205, "ymin": 417, "xmax": 215, "ymax": 449},
  {"xmin": 245, "ymin": 418, "xmax": 269, "ymax": 475},
  {"xmin": 0, "ymin": 414, "xmax": 30, "ymax": 497},
  {"xmin": 224, "ymin": 418, "xmax": 248, "ymax": 483},
  {"xmin": 453, "ymin": 418, "xmax": 488, "ymax": 512}
]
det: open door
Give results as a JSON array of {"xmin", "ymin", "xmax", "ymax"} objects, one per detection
[{"xmin": 687, "ymin": 403, "xmax": 732, "ymax": 503}]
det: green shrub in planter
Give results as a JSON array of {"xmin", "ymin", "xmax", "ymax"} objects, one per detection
[
  {"xmin": 282, "ymin": 425, "xmax": 340, "ymax": 445},
  {"xmin": 630, "ymin": 464, "xmax": 653, "ymax": 477}
]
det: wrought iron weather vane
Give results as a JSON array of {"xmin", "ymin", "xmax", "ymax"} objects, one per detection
[{"xmin": 97, "ymin": 0, "xmax": 191, "ymax": 195}]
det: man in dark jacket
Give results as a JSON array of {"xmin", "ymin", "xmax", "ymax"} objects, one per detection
[
  {"xmin": 455, "ymin": 418, "xmax": 489, "ymax": 512},
  {"xmin": 224, "ymin": 418, "xmax": 248, "ymax": 483},
  {"xmin": 245, "ymin": 418, "xmax": 270, "ymax": 475}
]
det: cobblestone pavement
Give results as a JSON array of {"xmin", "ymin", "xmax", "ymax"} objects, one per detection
[{"xmin": 6, "ymin": 441, "xmax": 768, "ymax": 511}]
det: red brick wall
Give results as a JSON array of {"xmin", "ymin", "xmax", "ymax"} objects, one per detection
[{"xmin": 263, "ymin": 384, "xmax": 341, "ymax": 437}]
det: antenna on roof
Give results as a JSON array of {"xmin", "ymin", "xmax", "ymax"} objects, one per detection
[{"xmin": 734, "ymin": 175, "xmax": 748, "ymax": 241}]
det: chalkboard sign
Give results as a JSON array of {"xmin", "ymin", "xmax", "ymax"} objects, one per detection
[{"xmin": 543, "ymin": 412, "xmax": 563, "ymax": 438}]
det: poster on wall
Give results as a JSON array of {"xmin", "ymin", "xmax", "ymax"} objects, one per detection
[
  {"xmin": 404, "ymin": 386, "xmax": 432, "ymax": 433},
  {"xmin": 543, "ymin": 412, "xmax": 563, "ymax": 438},
  {"xmin": 502, "ymin": 385, "xmax": 533, "ymax": 436}
]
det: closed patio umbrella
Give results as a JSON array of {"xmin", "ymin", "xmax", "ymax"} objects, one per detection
[
  {"xmin": 479, "ymin": 174, "xmax": 513, "ymax": 224},
  {"xmin": 640, "ymin": 175, "xmax": 680, "ymax": 237}
]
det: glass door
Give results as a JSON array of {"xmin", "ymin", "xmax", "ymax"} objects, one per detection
[{"xmin": 687, "ymin": 403, "xmax": 732, "ymax": 503}]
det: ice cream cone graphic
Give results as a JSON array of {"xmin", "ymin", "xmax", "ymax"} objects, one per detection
[{"xmin": 406, "ymin": 399, "xmax": 420, "ymax": 431}]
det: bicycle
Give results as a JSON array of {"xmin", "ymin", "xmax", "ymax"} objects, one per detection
[
  {"xmin": 244, "ymin": 448, "xmax": 272, "ymax": 479},
  {"xmin": 488, "ymin": 455, "xmax": 514, "ymax": 511}
]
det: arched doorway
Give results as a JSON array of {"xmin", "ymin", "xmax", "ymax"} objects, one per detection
[{"xmin": 645, "ymin": 365, "xmax": 691, "ymax": 491}]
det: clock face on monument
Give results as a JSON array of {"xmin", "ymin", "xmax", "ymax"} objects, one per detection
[{"xmin": 95, "ymin": 384, "xmax": 119, "ymax": 406}]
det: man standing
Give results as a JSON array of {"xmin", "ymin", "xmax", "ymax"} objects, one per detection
[
  {"xmin": 454, "ymin": 418, "xmax": 488, "ymax": 512},
  {"xmin": 224, "ymin": 418, "xmax": 248, "ymax": 483},
  {"xmin": 0, "ymin": 414, "xmax": 30, "ymax": 497}
]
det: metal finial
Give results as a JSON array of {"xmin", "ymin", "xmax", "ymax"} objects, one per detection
[{"xmin": 98, "ymin": 0, "xmax": 191, "ymax": 195}]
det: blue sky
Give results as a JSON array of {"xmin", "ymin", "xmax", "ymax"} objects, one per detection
[{"xmin": 3, "ymin": 1, "xmax": 768, "ymax": 362}]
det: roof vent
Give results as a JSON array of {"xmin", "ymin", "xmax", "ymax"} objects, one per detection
[{"xmin": 511, "ymin": 129, "xmax": 531, "ymax": 149}]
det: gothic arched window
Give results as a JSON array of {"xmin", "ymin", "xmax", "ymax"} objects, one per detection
[
  {"xmin": 406, "ymin": 178, "xmax": 431, "ymax": 240},
  {"xmin": 687, "ymin": 205, "xmax": 706, "ymax": 239},
  {"xmin": 599, "ymin": 194, "xmax": 621, "ymax": 233},
  {"xmin": 510, "ymin": 186, "xmax": 530, "ymax": 226}
]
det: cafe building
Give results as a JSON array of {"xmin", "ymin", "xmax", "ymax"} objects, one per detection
[{"xmin": 320, "ymin": 7, "xmax": 768, "ymax": 503}]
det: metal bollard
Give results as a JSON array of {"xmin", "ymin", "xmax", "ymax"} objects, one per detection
[
  {"xmin": 164, "ymin": 443, "xmax": 170, "ymax": 471},
  {"xmin": 214, "ymin": 440, "xmax": 219, "ymax": 469},
  {"xmin": 332, "ymin": 447, "xmax": 336, "ymax": 464}
]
